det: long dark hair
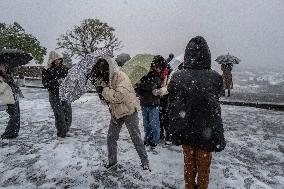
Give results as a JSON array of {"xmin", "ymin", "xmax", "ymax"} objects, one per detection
[{"xmin": 86, "ymin": 59, "xmax": 109, "ymax": 85}]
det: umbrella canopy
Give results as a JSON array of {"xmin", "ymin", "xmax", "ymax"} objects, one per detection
[
  {"xmin": 0, "ymin": 49, "xmax": 33, "ymax": 69},
  {"xmin": 215, "ymin": 53, "xmax": 240, "ymax": 65},
  {"xmin": 115, "ymin": 53, "xmax": 131, "ymax": 67},
  {"xmin": 59, "ymin": 49, "xmax": 113, "ymax": 103},
  {"xmin": 122, "ymin": 54, "xmax": 155, "ymax": 85},
  {"xmin": 169, "ymin": 54, "xmax": 184, "ymax": 71}
]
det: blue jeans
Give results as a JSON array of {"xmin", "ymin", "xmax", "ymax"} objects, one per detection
[{"xmin": 142, "ymin": 106, "xmax": 160, "ymax": 145}]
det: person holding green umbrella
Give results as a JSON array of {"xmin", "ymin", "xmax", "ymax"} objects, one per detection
[{"xmin": 135, "ymin": 55, "xmax": 167, "ymax": 149}]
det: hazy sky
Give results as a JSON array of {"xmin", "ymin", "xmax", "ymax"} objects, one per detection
[{"xmin": 1, "ymin": 0, "xmax": 284, "ymax": 70}]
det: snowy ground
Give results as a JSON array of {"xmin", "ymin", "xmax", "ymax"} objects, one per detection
[{"xmin": 0, "ymin": 88, "xmax": 283, "ymax": 189}]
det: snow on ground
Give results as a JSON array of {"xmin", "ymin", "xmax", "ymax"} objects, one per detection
[{"xmin": 0, "ymin": 88, "xmax": 283, "ymax": 189}]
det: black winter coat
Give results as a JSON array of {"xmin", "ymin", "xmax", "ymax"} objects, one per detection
[
  {"xmin": 42, "ymin": 66, "xmax": 68, "ymax": 94},
  {"xmin": 168, "ymin": 36, "xmax": 226, "ymax": 152},
  {"xmin": 135, "ymin": 71, "xmax": 162, "ymax": 106}
]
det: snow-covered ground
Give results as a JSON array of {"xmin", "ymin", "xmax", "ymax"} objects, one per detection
[{"xmin": 0, "ymin": 88, "xmax": 283, "ymax": 189}]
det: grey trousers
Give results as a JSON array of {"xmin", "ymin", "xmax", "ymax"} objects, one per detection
[
  {"xmin": 107, "ymin": 112, "xmax": 149, "ymax": 166},
  {"xmin": 2, "ymin": 101, "xmax": 20, "ymax": 137},
  {"xmin": 49, "ymin": 92, "xmax": 72, "ymax": 137}
]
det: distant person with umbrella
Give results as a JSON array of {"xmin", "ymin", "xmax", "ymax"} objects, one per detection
[
  {"xmin": 0, "ymin": 49, "xmax": 32, "ymax": 139},
  {"xmin": 42, "ymin": 51, "xmax": 72, "ymax": 138},
  {"xmin": 221, "ymin": 63, "xmax": 233, "ymax": 97},
  {"xmin": 216, "ymin": 53, "xmax": 240, "ymax": 97}
]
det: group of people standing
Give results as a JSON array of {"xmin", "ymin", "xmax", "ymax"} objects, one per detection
[
  {"xmin": 85, "ymin": 36, "xmax": 226, "ymax": 188},
  {"xmin": 0, "ymin": 36, "xmax": 226, "ymax": 189}
]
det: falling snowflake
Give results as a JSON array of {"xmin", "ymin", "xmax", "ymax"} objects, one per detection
[{"xmin": 179, "ymin": 111, "xmax": 186, "ymax": 118}]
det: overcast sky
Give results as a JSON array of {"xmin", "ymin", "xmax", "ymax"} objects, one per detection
[{"xmin": 1, "ymin": 0, "xmax": 283, "ymax": 70}]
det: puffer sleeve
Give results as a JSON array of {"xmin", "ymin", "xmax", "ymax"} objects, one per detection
[{"xmin": 102, "ymin": 86, "xmax": 125, "ymax": 104}]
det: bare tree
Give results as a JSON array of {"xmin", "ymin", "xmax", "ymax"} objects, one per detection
[{"xmin": 56, "ymin": 19, "xmax": 121, "ymax": 58}]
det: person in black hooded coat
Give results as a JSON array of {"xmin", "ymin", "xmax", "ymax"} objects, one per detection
[
  {"xmin": 42, "ymin": 51, "xmax": 72, "ymax": 138},
  {"xmin": 167, "ymin": 36, "xmax": 226, "ymax": 189}
]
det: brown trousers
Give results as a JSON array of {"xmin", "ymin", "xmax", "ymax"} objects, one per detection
[{"xmin": 182, "ymin": 145, "xmax": 212, "ymax": 189}]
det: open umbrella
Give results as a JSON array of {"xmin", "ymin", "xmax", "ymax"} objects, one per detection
[
  {"xmin": 122, "ymin": 54, "xmax": 155, "ymax": 85},
  {"xmin": 168, "ymin": 54, "xmax": 184, "ymax": 71},
  {"xmin": 0, "ymin": 49, "xmax": 33, "ymax": 69},
  {"xmin": 215, "ymin": 53, "xmax": 240, "ymax": 65},
  {"xmin": 59, "ymin": 49, "xmax": 113, "ymax": 103},
  {"xmin": 115, "ymin": 53, "xmax": 131, "ymax": 67}
]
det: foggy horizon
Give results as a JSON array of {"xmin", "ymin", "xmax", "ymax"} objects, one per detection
[{"xmin": 1, "ymin": 0, "xmax": 283, "ymax": 71}]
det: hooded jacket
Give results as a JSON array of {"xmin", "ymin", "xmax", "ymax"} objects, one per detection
[
  {"xmin": 135, "ymin": 70, "xmax": 162, "ymax": 106},
  {"xmin": 100, "ymin": 58, "xmax": 141, "ymax": 119},
  {"xmin": 168, "ymin": 36, "xmax": 226, "ymax": 152},
  {"xmin": 42, "ymin": 51, "xmax": 68, "ymax": 94},
  {"xmin": 46, "ymin": 51, "xmax": 63, "ymax": 68}
]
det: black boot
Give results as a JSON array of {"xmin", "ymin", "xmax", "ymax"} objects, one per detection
[{"xmin": 1, "ymin": 133, "xmax": 18, "ymax": 139}]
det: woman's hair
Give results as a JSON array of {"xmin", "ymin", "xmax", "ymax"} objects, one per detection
[
  {"xmin": 88, "ymin": 59, "xmax": 109, "ymax": 85},
  {"xmin": 51, "ymin": 58, "xmax": 63, "ymax": 67},
  {"xmin": 151, "ymin": 55, "xmax": 166, "ymax": 70}
]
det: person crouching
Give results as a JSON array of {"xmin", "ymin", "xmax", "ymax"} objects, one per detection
[{"xmin": 88, "ymin": 58, "xmax": 150, "ymax": 171}]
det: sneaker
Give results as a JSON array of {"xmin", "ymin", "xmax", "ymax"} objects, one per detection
[
  {"xmin": 164, "ymin": 140, "xmax": 172, "ymax": 145},
  {"xmin": 57, "ymin": 134, "xmax": 66, "ymax": 138},
  {"xmin": 150, "ymin": 144, "xmax": 157, "ymax": 150},
  {"xmin": 104, "ymin": 163, "xmax": 118, "ymax": 170},
  {"xmin": 144, "ymin": 141, "xmax": 150, "ymax": 146},
  {"xmin": 141, "ymin": 164, "xmax": 151, "ymax": 172}
]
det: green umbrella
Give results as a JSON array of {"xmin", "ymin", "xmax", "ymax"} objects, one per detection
[{"xmin": 122, "ymin": 54, "xmax": 155, "ymax": 85}]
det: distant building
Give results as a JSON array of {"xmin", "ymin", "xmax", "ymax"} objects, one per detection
[{"xmin": 14, "ymin": 66, "xmax": 44, "ymax": 78}]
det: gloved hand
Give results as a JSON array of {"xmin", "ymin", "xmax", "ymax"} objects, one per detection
[
  {"xmin": 57, "ymin": 78, "xmax": 64, "ymax": 84},
  {"xmin": 96, "ymin": 80, "xmax": 108, "ymax": 88},
  {"xmin": 152, "ymin": 89, "xmax": 161, "ymax": 96}
]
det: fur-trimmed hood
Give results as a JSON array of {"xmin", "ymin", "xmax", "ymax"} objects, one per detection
[{"xmin": 47, "ymin": 51, "xmax": 63, "ymax": 68}]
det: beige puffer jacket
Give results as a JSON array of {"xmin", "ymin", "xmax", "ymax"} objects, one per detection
[
  {"xmin": 0, "ymin": 77, "xmax": 15, "ymax": 105},
  {"xmin": 102, "ymin": 70, "xmax": 140, "ymax": 119}
]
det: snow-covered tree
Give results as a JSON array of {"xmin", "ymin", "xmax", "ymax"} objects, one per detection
[
  {"xmin": 62, "ymin": 53, "xmax": 73, "ymax": 69},
  {"xmin": 56, "ymin": 19, "xmax": 121, "ymax": 58}
]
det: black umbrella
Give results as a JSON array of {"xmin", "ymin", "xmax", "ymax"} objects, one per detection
[
  {"xmin": 0, "ymin": 49, "xmax": 33, "ymax": 69},
  {"xmin": 215, "ymin": 53, "xmax": 240, "ymax": 65}
]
